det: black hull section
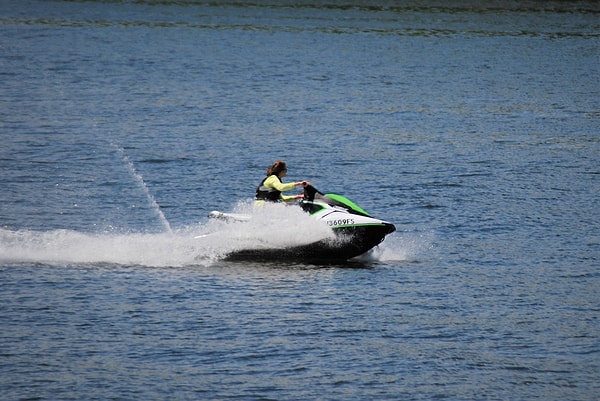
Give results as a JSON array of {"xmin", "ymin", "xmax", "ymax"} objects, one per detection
[{"xmin": 225, "ymin": 223, "xmax": 395, "ymax": 263}]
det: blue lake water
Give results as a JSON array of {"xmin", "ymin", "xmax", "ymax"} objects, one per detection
[{"xmin": 1, "ymin": 1, "xmax": 599, "ymax": 400}]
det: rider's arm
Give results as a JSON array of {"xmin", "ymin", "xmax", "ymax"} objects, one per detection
[
  {"xmin": 263, "ymin": 175, "xmax": 297, "ymax": 192},
  {"xmin": 263, "ymin": 175, "xmax": 302, "ymax": 202},
  {"xmin": 280, "ymin": 194, "xmax": 299, "ymax": 202}
]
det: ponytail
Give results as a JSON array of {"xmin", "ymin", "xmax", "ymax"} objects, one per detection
[{"xmin": 267, "ymin": 160, "xmax": 287, "ymax": 176}]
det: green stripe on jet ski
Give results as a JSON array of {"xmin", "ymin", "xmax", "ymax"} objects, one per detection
[{"xmin": 325, "ymin": 194, "xmax": 370, "ymax": 216}]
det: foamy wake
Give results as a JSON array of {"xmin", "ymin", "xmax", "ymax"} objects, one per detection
[
  {"xmin": 0, "ymin": 202, "xmax": 428, "ymax": 267},
  {"xmin": 0, "ymin": 228, "xmax": 194, "ymax": 267},
  {"xmin": 355, "ymin": 231, "xmax": 435, "ymax": 264}
]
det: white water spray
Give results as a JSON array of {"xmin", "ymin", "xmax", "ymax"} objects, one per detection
[{"xmin": 113, "ymin": 144, "xmax": 172, "ymax": 234}]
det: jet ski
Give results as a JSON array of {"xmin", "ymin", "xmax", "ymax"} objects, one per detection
[{"xmin": 208, "ymin": 185, "xmax": 396, "ymax": 262}]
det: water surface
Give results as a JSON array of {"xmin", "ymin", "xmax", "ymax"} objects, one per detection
[{"xmin": 1, "ymin": 1, "xmax": 599, "ymax": 400}]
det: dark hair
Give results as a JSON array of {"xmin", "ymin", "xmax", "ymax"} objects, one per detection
[{"xmin": 267, "ymin": 160, "xmax": 287, "ymax": 176}]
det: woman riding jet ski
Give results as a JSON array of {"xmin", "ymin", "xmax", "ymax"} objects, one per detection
[{"xmin": 208, "ymin": 163, "xmax": 396, "ymax": 261}]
